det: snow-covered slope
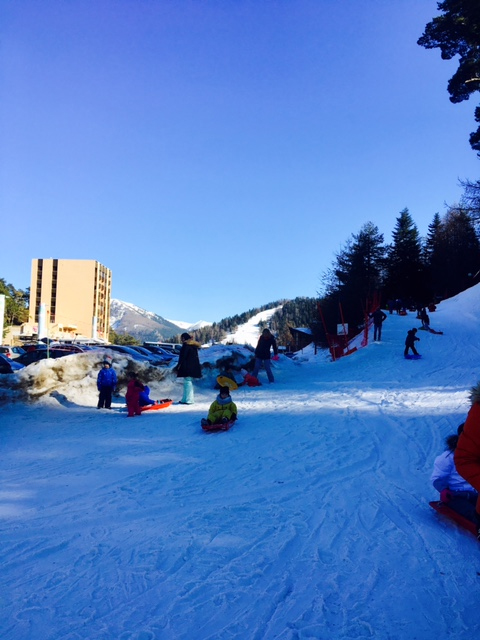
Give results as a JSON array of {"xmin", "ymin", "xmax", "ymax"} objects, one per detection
[
  {"xmin": 2, "ymin": 286, "xmax": 480, "ymax": 639},
  {"xmin": 221, "ymin": 305, "xmax": 283, "ymax": 346}
]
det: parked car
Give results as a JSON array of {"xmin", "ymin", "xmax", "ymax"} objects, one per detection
[
  {"xmin": 128, "ymin": 345, "xmax": 172, "ymax": 365},
  {"xmin": 0, "ymin": 346, "xmax": 27, "ymax": 359},
  {"xmin": 0, "ymin": 353, "xmax": 25, "ymax": 373},
  {"xmin": 15, "ymin": 348, "xmax": 80, "ymax": 367},
  {"xmin": 100, "ymin": 345, "xmax": 152, "ymax": 363},
  {"xmin": 143, "ymin": 345, "xmax": 177, "ymax": 363},
  {"xmin": 48, "ymin": 343, "xmax": 93, "ymax": 353}
]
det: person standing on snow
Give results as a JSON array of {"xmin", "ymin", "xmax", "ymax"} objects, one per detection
[
  {"xmin": 369, "ymin": 308, "xmax": 387, "ymax": 341},
  {"xmin": 431, "ymin": 424, "xmax": 478, "ymax": 523},
  {"xmin": 252, "ymin": 328, "xmax": 278, "ymax": 383},
  {"xmin": 97, "ymin": 361, "xmax": 117, "ymax": 409},
  {"xmin": 125, "ymin": 372, "xmax": 145, "ymax": 417},
  {"xmin": 175, "ymin": 332, "xmax": 202, "ymax": 404},
  {"xmin": 455, "ymin": 382, "xmax": 480, "ymax": 538},
  {"xmin": 404, "ymin": 328, "xmax": 420, "ymax": 357}
]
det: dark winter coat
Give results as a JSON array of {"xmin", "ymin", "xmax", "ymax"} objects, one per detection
[
  {"xmin": 405, "ymin": 330, "xmax": 419, "ymax": 348},
  {"xmin": 455, "ymin": 383, "xmax": 480, "ymax": 494},
  {"xmin": 254, "ymin": 334, "xmax": 278, "ymax": 360},
  {"xmin": 176, "ymin": 340, "xmax": 202, "ymax": 378},
  {"xmin": 370, "ymin": 309, "xmax": 387, "ymax": 326}
]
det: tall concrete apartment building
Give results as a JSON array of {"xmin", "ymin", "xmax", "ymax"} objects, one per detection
[{"xmin": 29, "ymin": 259, "xmax": 112, "ymax": 341}]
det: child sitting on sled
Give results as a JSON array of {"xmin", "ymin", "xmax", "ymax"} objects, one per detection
[
  {"xmin": 201, "ymin": 386, "xmax": 238, "ymax": 427},
  {"xmin": 431, "ymin": 423, "xmax": 478, "ymax": 523},
  {"xmin": 139, "ymin": 385, "xmax": 155, "ymax": 407}
]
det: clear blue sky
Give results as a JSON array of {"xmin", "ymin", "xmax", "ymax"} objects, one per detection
[{"xmin": 1, "ymin": 0, "xmax": 479, "ymax": 323}]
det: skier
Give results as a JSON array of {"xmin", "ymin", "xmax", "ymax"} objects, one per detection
[
  {"xmin": 404, "ymin": 328, "xmax": 420, "ymax": 357},
  {"xmin": 252, "ymin": 328, "xmax": 278, "ymax": 383},
  {"xmin": 97, "ymin": 361, "xmax": 118, "ymax": 409},
  {"xmin": 431, "ymin": 424, "xmax": 478, "ymax": 523},
  {"xmin": 201, "ymin": 386, "xmax": 238, "ymax": 427},
  {"xmin": 175, "ymin": 332, "xmax": 202, "ymax": 404},
  {"xmin": 369, "ymin": 307, "xmax": 387, "ymax": 341},
  {"xmin": 454, "ymin": 381, "xmax": 480, "ymax": 538}
]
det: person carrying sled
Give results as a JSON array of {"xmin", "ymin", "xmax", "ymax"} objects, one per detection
[
  {"xmin": 454, "ymin": 381, "xmax": 480, "ymax": 538},
  {"xmin": 404, "ymin": 328, "xmax": 420, "ymax": 357},
  {"xmin": 201, "ymin": 386, "xmax": 238, "ymax": 427},
  {"xmin": 431, "ymin": 424, "xmax": 478, "ymax": 523},
  {"xmin": 369, "ymin": 307, "xmax": 387, "ymax": 341},
  {"xmin": 97, "ymin": 360, "xmax": 118, "ymax": 409},
  {"xmin": 175, "ymin": 332, "xmax": 202, "ymax": 404},
  {"xmin": 126, "ymin": 372, "xmax": 145, "ymax": 417},
  {"xmin": 252, "ymin": 328, "xmax": 278, "ymax": 383}
]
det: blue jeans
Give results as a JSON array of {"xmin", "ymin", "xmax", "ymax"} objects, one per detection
[
  {"xmin": 181, "ymin": 377, "xmax": 194, "ymax": 403},
  {"xmin": 252, "ymin": 358, "xmax": 274, "ymax": 383}
]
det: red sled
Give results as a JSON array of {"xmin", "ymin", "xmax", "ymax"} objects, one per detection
[
  {"xmin": 140, "ymin": 399, "xmax": 173, "ymax": 412},
  {"xmin": 202, "ymin": 419, "xmax": 235, "ymax": 432},
  {"xmin": 429, "ymin": 500, "xmax": 478, "ymax": 538}
]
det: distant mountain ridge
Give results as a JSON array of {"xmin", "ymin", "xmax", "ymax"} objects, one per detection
[{"xmin": 110, "ymin": 299, "xmax": 211, "ymax": 342}]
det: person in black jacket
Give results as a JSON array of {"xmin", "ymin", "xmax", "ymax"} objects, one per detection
[
  {"xmin": 404, "ymin": 328, "xmax": 420, "ymax": 357},
  {"xmin": 175, "ymin": 332, "xmax": 202, "ymax": 404},
  {"xmin": 369, "ymin": 308, "xmax": 387, "ymax": 341},
  {"xmin": 252, "ymin": 328, "xmax": 278, "ymax": 383}
]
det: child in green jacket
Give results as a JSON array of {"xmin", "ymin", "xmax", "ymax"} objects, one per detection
[{"xmin": 201, "ymin": 386, "xmax": 238, "ymax": 426}]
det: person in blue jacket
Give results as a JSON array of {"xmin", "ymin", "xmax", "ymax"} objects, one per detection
[
  {"xmin": 97, "ymin": 361, "xmax": 118, "ymax": 409},
  {"xmin": 139, "ymin": 385, "xmax": 155, "ymax": 407},
  {"xmin": 431, "ymin": 424, "xmax": 478, "ymax": 522}
]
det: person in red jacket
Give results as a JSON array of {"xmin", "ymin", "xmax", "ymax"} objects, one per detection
[
  {"xmin": 125, "ymin": 372, "xmax": 145, "ymax": 417},
  {"xmin": 454, "ymin": 381, "xmax": 480, "ymax": 538}
]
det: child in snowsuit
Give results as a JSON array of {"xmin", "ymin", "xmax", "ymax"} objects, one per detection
[
  {"xmin": 97, "ymin": 361, "xmax": 118, "ymax": 409},
  {"xmin": 139, "ymin": 385, "xmax": 155, "ymax": 407},
  {"xmin": 201, "ymin": 386, "xmax": 238, "ymax": 427},
  {"xmin": 431, "ymin": 424, "xmax": 478, "ymax": 523},
  {"xmin": 126, "ymin": 372, "xmax": 145, "ymax": 417},
  {"xmin": 455, "ymin": 381, "xmax": 480, "ymax": 538},
  {"xmin": 404, "ymin": 328, "xmax": 420, "ymax": 357}
]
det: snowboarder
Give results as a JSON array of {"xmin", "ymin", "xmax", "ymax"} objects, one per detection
[
  {"xmin": 404, "ymin": 328, "xmax": 420, "ymax": 357},
  {"xmin": 252, "ymin": 328, "xmax": 278, "ymax": 383},
  {"xmin": 201, "ymin": 386, "xmax": 238, "ymax": 427},
  {"xmin": 454, "ymin": 381, "xmax": 480, "ymax": 538},
  {"xmin": 175, "ymin": 332, "xmax": 202, "ymax": 404},
  {"xmin": 369, "ymin": 308, "xmax": 387, "ymax": 341},
  {"xmin": 97, "ymin": 361, "xmax": 118, "ymax": 409},
  {"xmin": 431, "ymin": 424, "xmax": 478, "ymax": 523},
  {"xmin": 125, "ymin": 372, "xmax": 145, "ymax": 417}
]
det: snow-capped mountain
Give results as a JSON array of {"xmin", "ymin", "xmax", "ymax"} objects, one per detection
[
  {"xmin": 110, "ymin": 299, "xmax": 211, "ymax": 342},
  {"xmin": 167, "ymin": 319, "xmax": 212, "ymax": 332}
]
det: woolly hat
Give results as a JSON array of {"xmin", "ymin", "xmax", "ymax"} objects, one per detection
[
  {"xmin": 219, "ymin": 386, "xmax": 230, "ymax": 395},
  {"xmin": 181, "ymin": 332, "xmax": 192, "ymax": 341}
]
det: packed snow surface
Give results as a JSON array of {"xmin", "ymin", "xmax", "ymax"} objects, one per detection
[{"xmin": 2, "ymin": 287, "xmax": 480, "ymax": 639}]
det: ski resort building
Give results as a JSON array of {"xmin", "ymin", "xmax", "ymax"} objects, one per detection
[{"xmin": 26, "ymin": 259, "xmax": 112, "ymax": 341}]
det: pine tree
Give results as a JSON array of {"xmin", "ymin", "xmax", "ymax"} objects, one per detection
[
  {"xmin": 418, "ymin": 0, "xmax": 480, "ymax": 152},
  {"xmin": 384, "ymin": 209, "xmax": 426, "ymax": 304}
]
